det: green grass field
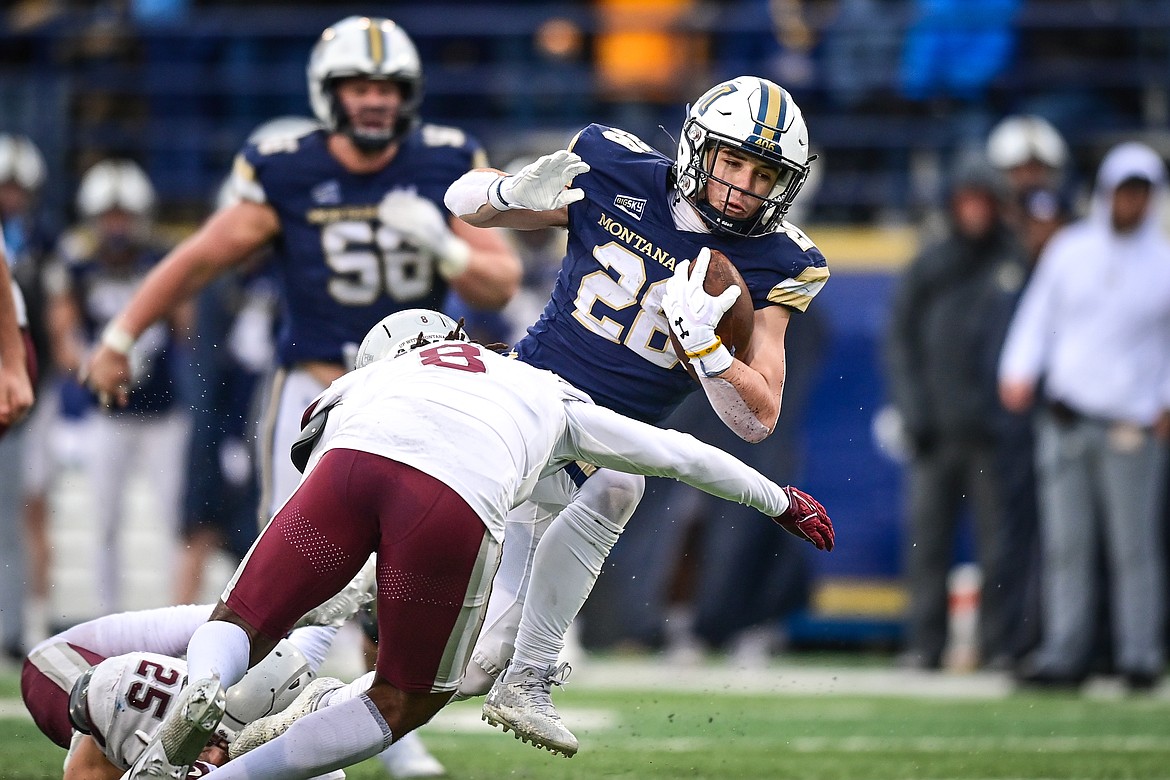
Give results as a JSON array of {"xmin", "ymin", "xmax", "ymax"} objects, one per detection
[{"xmin": 4, "ymin": 659, "xmax": 1170, "ymax": 779}]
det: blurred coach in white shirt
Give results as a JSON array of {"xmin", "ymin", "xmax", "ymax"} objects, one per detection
[{"xmin": 999, "ymin": 141, "xmax": 1170, "ymax": 691}]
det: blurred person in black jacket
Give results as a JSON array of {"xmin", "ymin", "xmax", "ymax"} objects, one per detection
[{"xmin": 884, "ymin": 159, "xmax": 1027, "ymax": 670}]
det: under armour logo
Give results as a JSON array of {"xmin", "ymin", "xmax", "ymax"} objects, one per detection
[{"xmin": 674, "ymin": 316, "xmax": 689, "ymax": 339}]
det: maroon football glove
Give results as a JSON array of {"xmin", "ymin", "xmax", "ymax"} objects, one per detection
[{"xmin": 773, "ymin": 486, "xmax": 835, "ymax": 551}]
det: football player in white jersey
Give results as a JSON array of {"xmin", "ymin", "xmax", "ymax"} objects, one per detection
[
  {"xmin": 119, "ymin": 308, "xmax": 832, "ymax": 780},
  {"xmin": 443, "ymin": 76, "xmax": 827, "ymax": 752}
]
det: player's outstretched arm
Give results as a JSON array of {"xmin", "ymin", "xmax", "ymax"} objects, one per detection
[
  {"xmin": 84, "ymin": 201, "xmax": 279, "ymax": 404},
  {"xmin": 444, "ymin": 150, "xmax": 589, "ymax": 230},
  {"xmin": 560, "ymin": 400, "xmax": 833, "ymax": 550}
]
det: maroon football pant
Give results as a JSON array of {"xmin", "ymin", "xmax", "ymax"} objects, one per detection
[{"xmin": 225, "ymin": 448, "xmax": 499, "ymax": 692}]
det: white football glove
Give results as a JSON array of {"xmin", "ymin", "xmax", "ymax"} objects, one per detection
[
  {"xmin": 487, "ymin": 149, "xmax": 590, "ymax": 212},
  {"xmin": 377, "ymin": 190, "xmax": 471, "ymax": 279},
  {"xmin": 661, "ymin": 247, "xmax": 741, "ymax": 377}
]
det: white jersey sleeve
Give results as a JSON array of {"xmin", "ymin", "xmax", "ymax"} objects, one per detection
[
  {"xmin": 28, "ymin": 604, "xmax": 215, "ymax": 662},
  {"xmin": 557, "ymin": 400, "xmax": 790, "ymax": 517}
]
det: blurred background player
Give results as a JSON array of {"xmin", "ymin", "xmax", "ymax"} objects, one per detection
[
  {"xmin": 45, "ymin": 158, "xmax": 190, "ymax": 617},
  {"xmin": 985, "ymin": 114, "xmax": 1073, "ymax": 668},
  {"xmin": 83, "ymin": 16, "xmax": 522, "ymax": 777},
  {"xmin": 444, "ymin": 75, "xmax": 828, "ymax": 751},
  {"xmin": 0, "ymin": 133, "xmax": 52, "ymax": 661},
  {"xmin": 124, "ymin": 308, "xmax": 831, "ymax": 780},
  {"xmin": 986, "ymin": 114, "xmax": 1069, "ymax": 199}
]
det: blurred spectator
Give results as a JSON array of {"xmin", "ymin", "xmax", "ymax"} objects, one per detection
[
  {"xmin": 45, "ymin": 159, "xmax": 191, "ymax": 615},
  {"xmin": 1000, "ymin": 141, "xmax": 1170, "ymax": 692},
  {"xmin": 0, "ymin": 133, "xmax": 56, "ymax": 654},
  {"xmin": 884, "ymin": 158, "xmax": 1024, "ymax": 671},
  {"xmin": 992, "ymin": 184, "xmax": 1072, "ymax": 667}
]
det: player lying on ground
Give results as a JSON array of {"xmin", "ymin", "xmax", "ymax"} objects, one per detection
[
  {"xmin": 21, "ymin": 564, "xmax": 376, "ymax": 780},
  {"xmin": 117, "ymin": 308, "xmax": 832, "ymax": 780}
]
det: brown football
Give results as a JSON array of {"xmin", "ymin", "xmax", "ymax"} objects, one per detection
[{"xmin": 668, "ymin": 248, "xmax": 755, "ymax": 377}]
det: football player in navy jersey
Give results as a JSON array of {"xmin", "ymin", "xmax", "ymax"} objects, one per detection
[
  {"xmin": 444, "ymin": 76, "xmax": 830, "ymax": 754},
  {"xmin": 85, "ymin": 16, "xmax": 519, "ymax": 777}
]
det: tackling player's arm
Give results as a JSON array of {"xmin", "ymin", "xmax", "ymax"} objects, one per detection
[
  {"xmin": 560, "ymin": 400, "xmax": 832, "ymax": 550},
  {"xmin": 84, "ymin": 201, "xmax": 279, "ymax": 404},
  {"xmin": 444, "ymin": 149, "xmax": 590, "ymax": 230}
]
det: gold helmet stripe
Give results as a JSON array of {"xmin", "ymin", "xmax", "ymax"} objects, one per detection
[
  {"xmin": 754, "ymin": 79, "xmax": 786, "ymax": 141},
  {"xmin": 367, "ymin": 19, "xmax": 385, "ymax": 68}
]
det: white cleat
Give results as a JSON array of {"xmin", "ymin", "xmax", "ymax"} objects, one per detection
[
  {"xmin": 121, "ymin": 675, "xmax": 226, "ymax": 779},
  {"xmin": 295, "ymin": 556, "xmax": 377, "ymax": 629},
  {"xmin": 229, "ymin": 676, "xmax": 345, "ymax": 759},
  {"xmin": 482, "ymin": 662, "xmax": 578, "ymax": 758},
  {"xmin": 378, "ymin": 731, "xmax": 447, "ymax": 778}
]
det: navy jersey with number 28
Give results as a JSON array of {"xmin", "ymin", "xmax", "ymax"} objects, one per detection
[{"xmin": 515, "ymin": 124, "xmax": 829, "ymax": 424}]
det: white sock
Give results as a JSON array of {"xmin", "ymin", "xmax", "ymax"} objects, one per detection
[
  {"xmin": 511, "ymin": 487, "xmax": 630, "ymax": 671},
  {"xmin": 186, "ymin": 621, "xmax": 251, "ymax": 688},
  {"xmin": 286, "ymin": 625, "xmax": 340, "ymax": 673},
  {"xmin": 211, "ymin": 694, "xmax": 391, "ymax": 779}
]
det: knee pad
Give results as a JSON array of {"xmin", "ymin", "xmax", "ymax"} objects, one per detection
[{"xmin": 576, "ymin": 470, "xmax": 644, "ymax": 535}]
